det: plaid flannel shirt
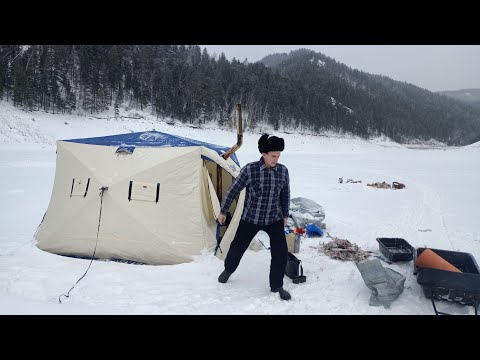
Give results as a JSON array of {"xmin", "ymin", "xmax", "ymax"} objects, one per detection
[{"xmin": 220, "ymin": 157, "xmax": 290, "ymax": 226}]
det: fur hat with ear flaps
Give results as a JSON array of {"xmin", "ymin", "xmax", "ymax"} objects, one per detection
[{"xmin": 258, "ymin": 133, "xmax": 285, "ymax": 154}]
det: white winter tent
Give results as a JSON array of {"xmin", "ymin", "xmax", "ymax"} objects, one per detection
[{"xmin": 35, "ymin": 131, "xmax": 245, "ymax": 265}]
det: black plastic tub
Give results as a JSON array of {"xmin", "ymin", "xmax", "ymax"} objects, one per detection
[
  {"xmin": 376, "ymin": 238, "xmax": 414, "ymax": 262},
  {"xmin": 415, "ymin": 248, "xmax": 480, "ymax": 311},
  {"xmin": 414, "ymin": 248, "xmax": 480, "ymax": 275}
]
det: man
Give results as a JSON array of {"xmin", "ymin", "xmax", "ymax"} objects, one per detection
[{"xmin": 217, "ymin": 133, "xmax": 291, "ymax": 300}]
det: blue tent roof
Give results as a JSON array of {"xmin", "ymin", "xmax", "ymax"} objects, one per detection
[{"xmin": 64, "ymin": 131, "xmax": 240, "ymax": 166}]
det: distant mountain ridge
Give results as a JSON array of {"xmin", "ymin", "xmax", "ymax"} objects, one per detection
[
  {"xmin": 437, "ymin": 89, "xmax": 480, "ymax": 110},
  {"xmin": 1, "ymin": 45, "xmax": 479, "ymax": 146},
  {"xmin": 259, "ymin": 49, "xmax": 480, "ymax": 146}
]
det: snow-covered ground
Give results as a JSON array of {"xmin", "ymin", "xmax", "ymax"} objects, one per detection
[{"xmin": 1, "ymin": 100, "xmax": 479, "ymax": 314}]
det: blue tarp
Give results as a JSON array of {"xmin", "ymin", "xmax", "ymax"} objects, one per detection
[
  {"xmin": 64, "ymin": 130, "xmax": 240, "ymax": 166},
  {"xmin": 306, "ymin": 223, "xmax": 323, "ymax": 237}
]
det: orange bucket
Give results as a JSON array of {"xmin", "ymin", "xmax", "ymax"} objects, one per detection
[{"xmin": 415, "ymin": 248, "xmax": 461, "ymax": 273}]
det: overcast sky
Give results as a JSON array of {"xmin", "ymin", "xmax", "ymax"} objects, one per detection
[{"xmin": 199, "ymin": 45, "xmax": 480, "ymax": 92}]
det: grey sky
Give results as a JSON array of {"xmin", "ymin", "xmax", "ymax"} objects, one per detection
[{"xmin": 199, "ymin": 45, "xmax": 480, "ymax": 92}]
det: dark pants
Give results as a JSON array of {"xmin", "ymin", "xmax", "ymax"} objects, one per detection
[{"xmin": 224, "ymin": 218, "xmax": 288, "ymax": 291}]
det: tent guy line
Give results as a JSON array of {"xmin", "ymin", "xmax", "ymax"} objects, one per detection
[{"xmin": 58, "ymin": 186, "xmax": 108, "ymax": 303}]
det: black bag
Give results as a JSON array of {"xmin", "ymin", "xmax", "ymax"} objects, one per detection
[{"xmin": 285, "ymin": 252, "xmax": 306, "ymax": 284}]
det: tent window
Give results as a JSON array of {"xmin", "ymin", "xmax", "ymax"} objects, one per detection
[
  {"xmin": 116, "ymin": 145, "xmax": 135, "ymax": 155},
  {"xmin": 128, "ymin": 181, "xmax": 160, "ymax": 203},
  {"xmin": 70, "ymin": 178, "xmax": 90, "ymax": 197}
]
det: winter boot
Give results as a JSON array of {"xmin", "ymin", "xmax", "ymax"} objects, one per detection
[
  {"xmin": 218, "ymin": 270, "xmax": 232, "ymax": 284},
  {"xmin": 272, "ymin": 287, "xmax": 291, "ymax": 301}
]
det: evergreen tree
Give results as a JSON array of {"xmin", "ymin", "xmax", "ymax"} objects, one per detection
[{"xmin": 1, "ymin": 45, "xmax": 479, "ymax": 145}]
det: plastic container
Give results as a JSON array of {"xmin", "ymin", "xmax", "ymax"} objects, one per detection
[
  {"xmin": 414, "ymin": 247, "xmax": 480, "ymax": 308},
  {"xmin": 294, "ymin": 233, "xmax": 301, "ymax": 253},
  {"xmin": 414, "ymin": 248, "xmax": 480, "ymax": 275},
  {"xmin": 376, "ymin": 238, "xmax": 414, "ymax": 262},
  {"xmin": 286, "ymin": 233, "xmax": 296, "ymax": 253}
]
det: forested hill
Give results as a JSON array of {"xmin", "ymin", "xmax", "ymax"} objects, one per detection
[
  {"xmin": 1, "ymin": 45, "xmax": 479, "ymax": 145},
  {"xmin": 438, "ymin": 88, "xmax": 480, "ymax": 110},
  {"xmin": 261, "ymin": 49, "xmax": 480, "ymax": 145}
]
